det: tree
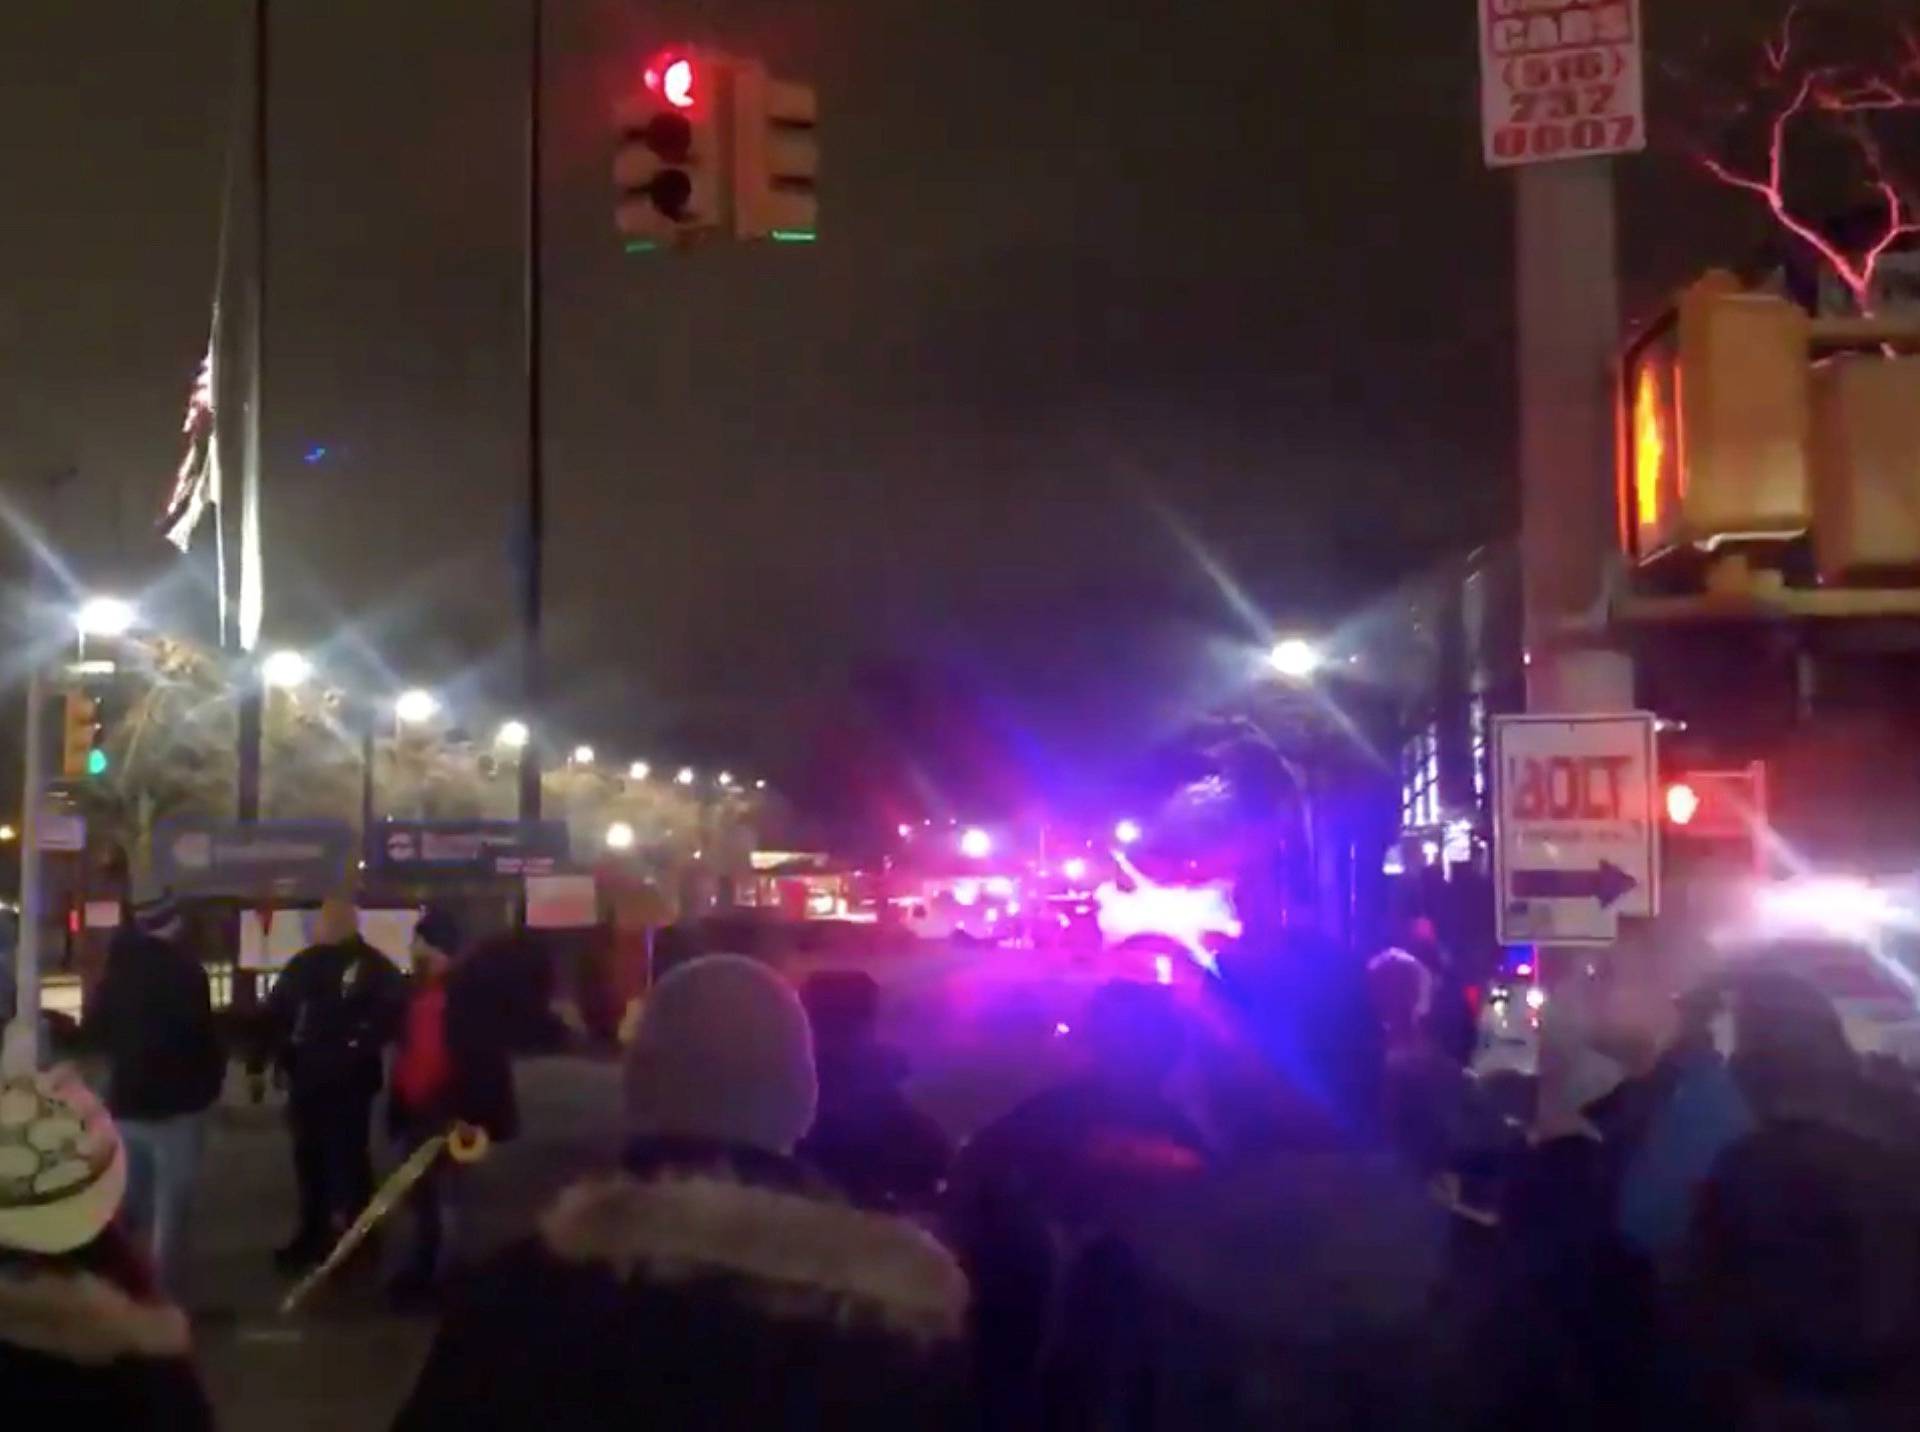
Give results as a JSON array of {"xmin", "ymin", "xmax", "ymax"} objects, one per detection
[{"xmin": 1674, "ymin": 0, "xmax": 1920, "ymax": 314}]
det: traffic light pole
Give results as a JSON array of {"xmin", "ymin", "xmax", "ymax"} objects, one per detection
[
  {"xmin": 2, "ymin": 666, "xmax": 48, "ymax": 1076},
  {"xmin": 517, "ymin": 0, "xmax": 545, "ymax": 823},
  {"xmin": 1514, "ymin": 159, "xmax": 1635, "ymax": 1134}
]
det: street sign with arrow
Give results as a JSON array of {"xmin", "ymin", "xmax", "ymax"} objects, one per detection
[{"xmin": 1495, "ymin": 713, "xmax": 1659, "ymax": 946}]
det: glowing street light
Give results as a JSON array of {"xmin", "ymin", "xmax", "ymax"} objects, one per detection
[
  {"xmin": 74, "ymin": 597, "xmax": 137, "ymax": 639},
  {"xmin": 572, "ymin": 744, "xmax": 596, "ymax": 766},
  {"xmin": 960, "ymin": 827, "xmax": 993, "ymax": 859},
  {"xmin": 394, "ymin": 688, "xmax": 440, "ymax": 725},
  {"xmin": 0, "ymin": 825, "xmax": 16, "ymax": 843},
  {"xmin": 754, "ymin": 779, "xmax": 767, "ymax": 790},
  {"xmin": 604, "ymin": 820, "xmax": 637, "ymax": 851},
  {"xmin": 1062, "ymin": 856, "xmax": 1088, "ymax": 883},
  {"xmin": 495, "ymin": 719, "xmax": 531, "ymax": 750},
  {"xmin": 676, "ymin": 766, "xmax": 696, "ymax": 786},
  {"xmin": 1268, "ymin": 636, "xmax": 1324, "ymax": 680},
  {"xmin": 717, "ymin": 770, "xmax": 735, "ymax": 788},
  {"xmin": 1114, "ymin": 818, "xmax": 1144, "ymax": 846},
  {"xmin": 629, "ymin": 760, "xmax": 651, "ymax": 781},
  {"xmin": 260, "ymin": 648, "xmax": 312, "ymax": 690}
]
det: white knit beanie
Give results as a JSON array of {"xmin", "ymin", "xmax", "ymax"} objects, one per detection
[{"xmin": 625, "ymin": 956, "xmax": 818, "ymax": 1155}]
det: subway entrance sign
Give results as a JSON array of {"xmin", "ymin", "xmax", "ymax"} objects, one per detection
[{"xmin": 1494, "ymin": 713, "xmax": 1659, "ymax": 945}]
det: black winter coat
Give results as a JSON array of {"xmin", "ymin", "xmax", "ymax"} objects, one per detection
[
  {"xmin": 0, "ymin": 1246, "xmax": 213, "ymax": 1428},
  {"xmin": 393, "ymin": 1137, "xmax": 972, "ymax": 1432},
  {"xmin": 266, "ymin": 935, "xmax": 407, "ymax": 1097},
  {"xmin": 83, "ymin": 929, "xmax": 224, "ymax": 1122}
]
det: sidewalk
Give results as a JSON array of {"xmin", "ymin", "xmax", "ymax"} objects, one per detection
[{"xmin": 186, "ymin": 1056, "xmax": 623, "ymax": 1430}]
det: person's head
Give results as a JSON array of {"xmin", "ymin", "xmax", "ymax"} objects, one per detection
[
  {"xmin": 314, "ymin": 895, "xmax": 359, "ymax": 946},
  {"xmin": 1082, "ymin": 980, "xmax": 1185, "ymax": 1094},
  {"xmin": 411, "ymin": 905, "xmax": 461, "ymax": 978},
  {"xmin": 0, "ymin": 1068, "xmax": 127, "ymax": 1260},
  {"xmin": 625, "ymin": 955, "xmax": 817, "ymax": 1155},
  {"xmin": 1366, "ymin": 947, "xmax": 1433, "ymax": 1046},
  {"xmin": 126, "ymin": 880, "xmax": 183, "ymax": 946},
  {"xmin": 800, "ymin": 970, "xmax": 881, "ymax": 1055},
  {"xmin": 1404, "ymin": 915, "xmax": 1440, "ymax": 954}
]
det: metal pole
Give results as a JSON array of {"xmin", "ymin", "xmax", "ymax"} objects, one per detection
[
  {"xmin": 3, "ymin": 668, "xmax": 48, "ymax": 1075},
  {"xmin": 235, "ymin": 0, "xmax": 268, "ymax": 826},
  {"xmin": 360, "ymin": 701, "xmax": 377, "ymax": 844},
  {"xmin": 1515, "ymin": 160, "xmax": 1633, "ymax": 1132},
  {"xmin": 517, "ymin": 0, "xmax": 545, "ymax": 822}
]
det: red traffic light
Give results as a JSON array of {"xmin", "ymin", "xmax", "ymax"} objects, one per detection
[
  {"xmin": 1664, "ymin": 781, "xmax": 1701, "ymax": 827},
  {"xmin": 644, "ymin": 51, "xmax": 697, "ymax": 110}
]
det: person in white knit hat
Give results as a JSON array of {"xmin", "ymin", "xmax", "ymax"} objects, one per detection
[{"xmin": 0, "ymin": 1067, "xmax": 211, "ymax": 1425}]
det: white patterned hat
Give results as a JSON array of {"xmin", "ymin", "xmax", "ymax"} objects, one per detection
[{"xmin": 0, "ymin": 1070, "xmax": 127, "ymax": 1254}]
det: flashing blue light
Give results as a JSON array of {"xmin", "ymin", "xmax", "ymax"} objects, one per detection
[{"xmin": 303, "ymin": 445, "xmax": 329, "ymax": 465}]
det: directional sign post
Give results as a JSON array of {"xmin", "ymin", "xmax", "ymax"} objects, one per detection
[{"xmin": 1494, "ymin": 713, "xmax": 1659, "ymax": 946}]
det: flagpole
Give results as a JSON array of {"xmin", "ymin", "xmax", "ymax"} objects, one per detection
[
  {"xmin": 235, "ymin": 0, "xmax": 268, "ymax": 829},
  {"xmin": 518, "ymin": 0, "xmax": 545, "ymax": 823}
]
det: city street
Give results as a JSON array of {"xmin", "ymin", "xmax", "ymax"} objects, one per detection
[{"xmin": 182, "ymin": 940, "xmax": 1106, "ymax": 1427}]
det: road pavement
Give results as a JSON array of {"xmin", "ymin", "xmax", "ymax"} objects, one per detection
[{"xmin": 182, "ymin": 940, "xmax": 1118, "ymax": 1427}]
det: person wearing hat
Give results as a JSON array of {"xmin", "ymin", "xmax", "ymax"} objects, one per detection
[
  {"xmin": 0, "ymin": 1068, "xmax": 213, "ymax": 1425},
  {"xmin": 80, "ymin": 886, "xmax": 224, "ymax": 1294},
  {"xmin": 394, "ymin": 954, "xmax": 971, "ymax": 1431},
  {"xmin": 386, "ymin": 905, "xmax": 521, "ymax": 1304}
]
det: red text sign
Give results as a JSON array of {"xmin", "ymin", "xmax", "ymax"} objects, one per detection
[{"xmin": 1479, "ymin": 0, "xmax": 1646, "ymax": 169}]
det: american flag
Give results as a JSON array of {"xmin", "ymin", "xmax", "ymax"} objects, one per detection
[{"xmin": 161, "ymin": 333, "xmax": 221, "ymax": 551}]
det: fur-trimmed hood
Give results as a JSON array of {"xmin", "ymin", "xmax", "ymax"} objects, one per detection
[
  {"xmin": 540, "ymin": 1170, "xmax": 968, "ymax": 1343},
  {"xmin": 0, "ymin": 1268, "xmax": 190, "ymax": 1365}
]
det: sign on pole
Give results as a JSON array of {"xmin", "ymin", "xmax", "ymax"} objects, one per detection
[
  {"xmin": 155, "ymin": 819, "xmax": 356, "ymax": 900},
  {"xmin": 368, "ymin": 820, "xmax": 572, "ymax": 882},
  {"xmin": 1479, "ymin": 0, "xmax": 1646, "ymax": 169},
  {"xmin": 1495, "ymin": 713, "xmax": 1658, "ymax": 945}
]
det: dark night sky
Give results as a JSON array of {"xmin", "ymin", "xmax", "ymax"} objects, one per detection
[{"xmin": 0, "ymin": 1, "xmax": 1762, "ymax": 800}]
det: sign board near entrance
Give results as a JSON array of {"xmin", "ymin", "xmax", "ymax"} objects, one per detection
[
  {"xmin": 1478, "ymin": 0, "xmax": 1646, "ymax": 169},
  {"xmin": 1495, "ymin": 713, "xmax": 1658, "ymax": 945}
]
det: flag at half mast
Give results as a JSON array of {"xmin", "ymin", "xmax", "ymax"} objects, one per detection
[{"xmin": 161, "ymin": 325, "xmax": 222, "ymax": 553}]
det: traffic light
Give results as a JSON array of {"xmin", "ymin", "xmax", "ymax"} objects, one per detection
[
  {"xmin": 1811, "ymin": 352, "xmax": 1920, "ymax": 576},
  {"xmin": 60, "ymin": 692, "xmax": 98, "ymax": 781},
  {"xmin": 1619, "ymin": 271, "xmax": 1811, "ymax": 561},
  {"xmin": 730, "ymin": 61, "xmax": 818, "ymax": 241},
  {"xmin": 615, "ymin": 48, "xmax": 726, "ymax": 246},
  {"xmin": 1663, "ymin": 764, "xmax": 1768, "ymax": 874}
]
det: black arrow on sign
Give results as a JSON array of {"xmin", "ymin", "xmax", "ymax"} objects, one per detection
[{"xmin": 1511, "ymin": 861, "xmax": 1638, "ymax": 910}]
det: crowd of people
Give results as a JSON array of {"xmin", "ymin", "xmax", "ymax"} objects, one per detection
[{"xmin": 6, "ymin": 872, "xmax": 1920, "ymax": 1428}]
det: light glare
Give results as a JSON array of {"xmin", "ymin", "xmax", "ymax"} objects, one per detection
[{"xmin": 74, "ymin": 597, "xmax": 137, "ymax": 638}]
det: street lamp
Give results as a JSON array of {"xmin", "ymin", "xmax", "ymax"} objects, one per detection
[
  {"xmin": 716, "ymin": 770, "xmax": 735, "ymax": 788},
  {"xmin": 571, "ymin": 744, "xmax": 596, "ymax": 766},
  {"xmin": 1268, "ymin": 636, "xmax": 1324, "ymax": 681},
  {"xmin": 395, "ymin": 688, "xmax": 440, "ymax": 725},
  {"xmin": 495, "ymin": 719, "xmax": 531, "ymax": 750},
  {"xmin": 676, "ymin": 766, "xmax": 696, "ymax": 786},
  {"xmin": 260, "ymin": 648, "xmax": 312, "ymax": 690},
  {"xmin": 74, "ymin": 597, "xmax": 137, "ymax": 639},
  {"xmin": 960, "ymin": 827, "xmax": 993, "ymax": 859},
  {"xmin": 1114, "ymin": 818, "xmax": 1144, "ymax": 846},
  {"xmin": 0, "ymin": 825, "xmax": 15, "ymax": 844},
  {"xmin": 604, "ymin": 820, "xmax": 636, "ymax": 851}
]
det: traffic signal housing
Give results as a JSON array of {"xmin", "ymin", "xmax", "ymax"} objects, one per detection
[
  {"xmin": 1619, "ymin": 272, "xmax": 1811, "ymax": 561},
  {"xmin": 1663, "ymin": 763, "xmax": 1768, "ymax": 875},
  {"xmin": 730, "ymin": 61, "xmax": 818, "ymax": 241},
  {"xmin": 615, "ymin": 48, "xmax": 726, "ymax": 246},
  {"xmin": 60, "ymin": 693, "xmax": 99, "ymax": 781}
]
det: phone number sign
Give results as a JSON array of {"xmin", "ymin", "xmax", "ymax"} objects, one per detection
[{"xmin": 1479, "ymin": 0, "xmax": 1646, "ymax": 169}]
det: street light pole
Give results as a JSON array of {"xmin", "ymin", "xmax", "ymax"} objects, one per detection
[{"xmin": 517, "ymin": 0, "xmax": 545, "ymax": 822}]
